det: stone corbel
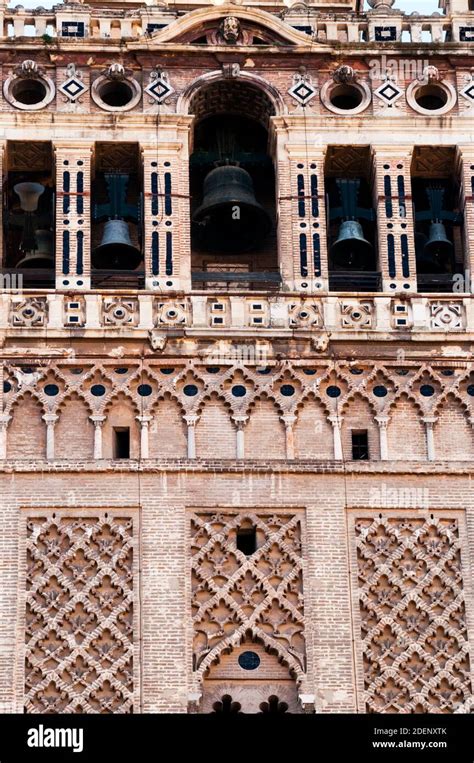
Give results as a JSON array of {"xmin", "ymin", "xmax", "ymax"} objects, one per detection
[{"xmin": 148, "ymin": 330, "xmax": 168, "ymax": 353}]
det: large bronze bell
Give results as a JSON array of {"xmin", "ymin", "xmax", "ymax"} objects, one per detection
[
  {"xmin": 192, "ymin": 165, "xmax": 272, "ymax": 253},
  {"xmin": 92, "ymin": 219, "xmax": 142, "ymax": 270},
  {"xmin": 330, "ymin": 219, "xmax": 373, "ymax": 270},
  {"xmin": 17, "ymin": 229, "xmax": 54, "ymax": 269},
  {"xmin": 422, "ymin": 222, "xmax": 453, "ymax": 272}
]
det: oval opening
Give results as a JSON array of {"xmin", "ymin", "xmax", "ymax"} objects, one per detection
[
  {"xmin": 330, "ymin": 84, "xmax": 362, "ymax": 110},
  {"xmin": 11, "ymin": 78, "xmax": 47, "ymax": 105},
  {"xmin": 414, "ymin": 85, "xmax": 447, "ymax": 111},
  {"xmin": 98, "ymin": 80, "xmax": 134, "ymax": 108}
]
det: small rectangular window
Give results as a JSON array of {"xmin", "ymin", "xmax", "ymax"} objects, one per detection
[
  {"xmin": 352, "ymin": 430, "xmax": 369, "ymax": 460},
  {"xmin": 114, "ymin": 427, "xmax": 130, "ymax": 459}
]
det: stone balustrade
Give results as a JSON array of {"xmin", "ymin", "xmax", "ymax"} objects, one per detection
[
  {"xmin": 0, "ymin": 291, "xmax": 471, "ymax": 337},
  {"xmin": 0, "ymin": 7, "xmax": 472, "ymax": 45}
]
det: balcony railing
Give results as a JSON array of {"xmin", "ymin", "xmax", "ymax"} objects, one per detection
[{"xmin": 328, "ymin": 271, "xmax": 382, "ymax": 293}]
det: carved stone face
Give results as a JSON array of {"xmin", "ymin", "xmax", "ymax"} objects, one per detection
[{"xmin": 220, "ymin": 16, "xmax": 241, "ymax": 43}]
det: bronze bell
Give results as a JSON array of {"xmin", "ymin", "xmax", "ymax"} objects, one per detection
[
  {"xmin": 330, "ymin": 219, "xmax": 372, "ymax": 270},
  {"xmin": 192, "ymin": 165, "xmax": 272, "ymax": 253},
  {"xmin": 17, "ymin": 229, "xmax": 54, "ymax": 269},
  {"xmin": 422, "ymin": 222, "xmax": 453, "ymax": 272},
  {"xmin": 92, "ymin": 219, "xmax": 142, "ymax": 270}
]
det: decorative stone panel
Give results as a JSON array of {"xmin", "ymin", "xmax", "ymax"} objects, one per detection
[
  {"xmin": 352, "ymin": 514, "xmax": 472, "ymax": 713},
  {"xmin": 191, "ymin": 510, "xmax": 306, "ymax": 681},
  {"xmin": 340, "ymin": 300, "xmax": 373, "ymax": 329},
  {"xmin": 23, "ymin": 512, "xmax": 136, "ymax": 713},
  {"xmin": 10, "ymin": 297, "xmax": 47, "ymax": 328},
  {"xmin": 430, "ymin": 301, "xmax": 463, "ymax": 330}
]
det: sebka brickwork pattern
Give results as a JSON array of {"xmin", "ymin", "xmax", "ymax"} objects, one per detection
[
  {"xmin": 191, "ymin": 511, "xmax": 305, "ymax": 682},
  {"xmin": 24, "ymin": 514, "xmax": 135, "ymax": 713},
  {"xmin": 354, "ymin": 515, "xmax": 472, "ymax": 713}
]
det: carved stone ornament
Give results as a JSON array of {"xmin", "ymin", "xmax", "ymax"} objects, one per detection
[
  {"xmin": 332, "ymin": 65, "xmax": 356, "ymax": 84},
  {"xmin": 419, "ymin": 65, "xmax": 440, "ymax": 83},
  {"xmin": 148, "ymin": 330, "xmax": 168, "ymax": 352},
  {"xmin": 16, "ymin": 59, "xmax": 40, "ymax": 78},
  {"xmin": 220, "ymin": 16, "xmax": 241, "ymax": 43},
  {"xmin": 106, "ymin": 63, "xmax": 126, "ymax": 81}
]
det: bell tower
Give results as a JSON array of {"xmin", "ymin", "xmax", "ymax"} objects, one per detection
[{"xmin": 0, "ymin": 0, "xmax": 474, "ymax": 726}]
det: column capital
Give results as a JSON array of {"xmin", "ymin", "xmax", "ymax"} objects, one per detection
[
  {"xmin": 42, "ymin": 413, "xmax": 59, "ymax": 425},
  {"xmin": 375, "ymin": 415, "xmax": 390, "ymax": 428},
  {"xmin": 422, "ymin": 416, "xmax": 438, "ymax": 426},
  {"xmin": 90, "ymin": 414, "xmax": 106, "ymax": 426},
  {"xmin": 280, "ymin": 413, "xmax": 297, "ymax": 429},
  {"xmin": 184, "ymin": 414, "xmax": 200, "ymax": 427},
  {"xmin": 232, "ymin": 415, "xmax": 249, "ymax": 430},
  {"xmin": 328, "ymin": 414, "xmax": 343, "ymax": 427},
  {"xmin": 136, "ymin": 415, "xmax": 153, "ymax": 426},
  {"xmin": 0, "ymin": 413, "xmax": 11, "ymax": 428}
]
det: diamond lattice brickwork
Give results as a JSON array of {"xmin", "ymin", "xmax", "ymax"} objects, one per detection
[
  {"xmin": 191, "ymin": 511, "xmax": 305, "ymax": 679},
  {"xmin": 25, "ymin": 515, "xmax": 134, "ymax": 713},
  {"xmin": 355, "ymin": 516, "xmax": 472, "ymax": 713}
]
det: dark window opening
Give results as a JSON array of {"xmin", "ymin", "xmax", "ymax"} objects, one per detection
[
  {"xmin": 352, "ymin": 430, "xmax": 369, "ymax": 461},
  {"xmin": 114, "ymin": 427, "xmax": 130, "ymax": 459},
  {"xmin": 236, "ymin": 525, "xmax": 257, "ymax": 555}
]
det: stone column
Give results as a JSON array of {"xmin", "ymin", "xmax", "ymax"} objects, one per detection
[
  {"xmin": 372, "ymin": 146, "xmax": 417, "ymax": 292},
  {"xmin": 141, "ymin": 129, "xmax": 192, "ymax": 293},
  {"xmin": 90, "ymin": 414, "xmax": 106, "ymax": 460},
  {"xmin": 275, "ymin": 133, "xmax": 328, "ymax": 292},
  {"xmin": 54, "ymin": 142, "xmax": 93, "ymax": 290},
  {"xmin": 184, "ymin": 414, "xmax": 200, "ymax": 459},
  {"xmin": 456, "ymin": 146, "xmax": 474, "ymax": 290},
  {"xmin": 281, "ymin": 414, "xmax": 297, "ymax": 460},
  {"xmin": 328, "ymin": 415, "xmax": 344, "ymax": 460},
  {"xmin": 375, "ymin": 415, "xmax": 390, "ymax": 460},
  {"xmin": 232, "ymin": 415, "xmax": 248, "ymax": 459},
  {"xmin": 0, "ymin": 414, "xmax": 11, "ymax": 459},
  {"xmin": 42, "ymin": 413, "xmax": 58, "ymax": 460},
  {"xmin": 0, "ymin": 141, "xmax": 5, "ymax": 270},
  {"xmin": 136, "ymin": 414, "xmax": 153, "ymax": 459},
  {"xmin": 423, "ymin": 417, "xmax": 437, "ymax": 461}
]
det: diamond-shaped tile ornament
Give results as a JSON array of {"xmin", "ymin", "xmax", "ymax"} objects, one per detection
[
  {"xmin": 288, "ymin": 70, "xmax": 317, "ymax": 106},
  {"xmin": 460, "ymin": 77, "xmax": 474, "ymax": 104},
  {"xmin": 59, "ymin": 63, "xmax": 87, "ymax": 102},
  {"xmin": 145, "ymin": 69, "xmax": 174, "ymax": 104},
  {"xmin": 374, "ymin": 79, "xmax": 403, "ymax": 106}
]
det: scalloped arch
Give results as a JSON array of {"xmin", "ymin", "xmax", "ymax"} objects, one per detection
[{"xmin": 197, "ymin": 625, "xmax": 304, "ymax": 684}]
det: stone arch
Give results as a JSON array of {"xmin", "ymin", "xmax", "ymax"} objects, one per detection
[
  {"xmin": 246, "ymin": 395, "xmax": 286, "ymax": 460},
  {"xmin": 55, "ymin": 394, "xmax": 94, "ymax": 461},
  {"xmin": 177, "ymin": 68, "xmax": 286, "ymax": 123},
  {"xmin": 195, "ymin": 393, "xmax": 235, "ymax": 459},
  {"xmin": 7, "ymin": 392, "xmax": 45, "ymax": 460},
  {"xmin": 387, "ymin": 393, "xmax": 427, "ymax": 461},
  {"xmin": 200, "ymin": 639, "xmax": 301, "ymax": 714},
  {"xmin": 149, "ymin": 393, "xmax": 187, "ymax": 459},
  {"xmin": 294, "ymin": 395, "xmax": 333, "ymax": 459},
  {"xmin": 434, "ymin": 393, "xmax": 474, "ymax": 461}
]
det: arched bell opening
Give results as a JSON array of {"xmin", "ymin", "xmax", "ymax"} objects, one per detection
[
  {"xmin": 325, "ymin": 146, "xmax": 379, "ymax": 292},
  {"xmin": 3, "ymin": 140, "xmax": 55, "ymax": 288},
  {"xmin": 411, "ymin": 146, "xmax": 464, "ymax": 293},
  {"xmin": 199, "ymin": 639, "xmax": 301, "ymax": 714},
  {"xmin": 188, "ymin": 79, "xmax": 278, "ymax": 292},
  {"xmin": 91, "ymin": 142, "xmax": 144, "ymax": 289}
]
